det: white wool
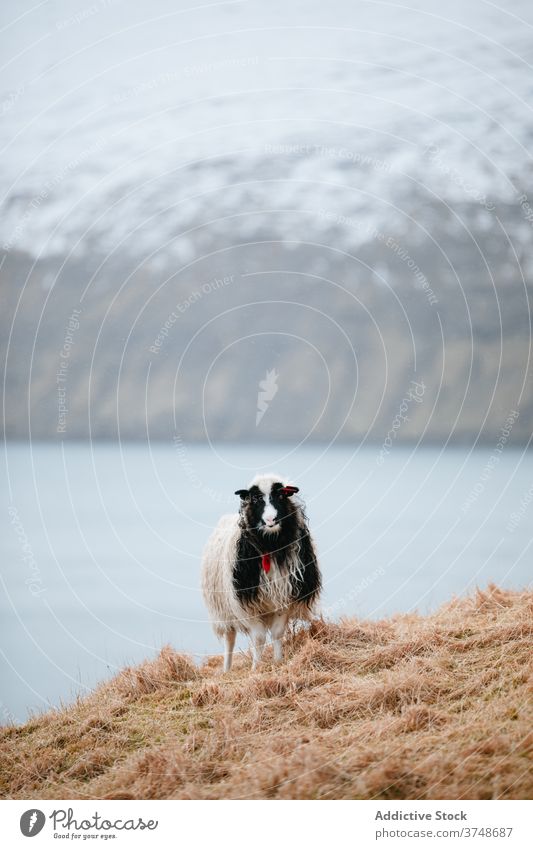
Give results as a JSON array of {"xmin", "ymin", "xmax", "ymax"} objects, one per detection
[
  {"xmin": 200, "ymin": 513, "xmax": 245, "ymax": 637},
  {"xmin": 249, "ymin": 472, "xmax": 287, "ymax": 494}
]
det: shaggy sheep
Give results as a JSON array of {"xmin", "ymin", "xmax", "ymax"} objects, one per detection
[{"xmin": 201, "ymin": 473, "xmax": 322, "ymax": 671}]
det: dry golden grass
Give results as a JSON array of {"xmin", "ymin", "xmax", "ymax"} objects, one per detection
[{"xmin": 1, "ymin": 585, "xmax": 532, "ymax": 800}]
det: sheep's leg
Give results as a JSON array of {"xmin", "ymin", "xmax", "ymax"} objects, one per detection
[
  {"xmin": 270, "ymin": 612, "xmax": 289, "ymax": 663},
  {"xmin": 250, "ymin": 621, "xmax": 267, "ymax": 670},
  {"xmin": 223, "ymin": 628, "xmax": 236, "ymax": 673}
]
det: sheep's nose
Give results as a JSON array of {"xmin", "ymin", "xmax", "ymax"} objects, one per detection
[{"xmin": 265, "ymin": 517, "xmax": 276, "ymax": 525}]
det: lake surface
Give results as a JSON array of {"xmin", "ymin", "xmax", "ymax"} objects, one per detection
[{"xmin": 1, "ymin": 441, "xmax": 531, "ymax": 723}]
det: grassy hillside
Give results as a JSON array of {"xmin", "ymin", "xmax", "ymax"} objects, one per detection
[{"xmin": 1, "ymin": 585, "xmax": 532, "ymax": 800}]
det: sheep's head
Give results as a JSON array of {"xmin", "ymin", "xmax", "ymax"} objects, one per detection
[{"xmin": 235, "ymin": 474, "xmax": 299, "ymax": 535}]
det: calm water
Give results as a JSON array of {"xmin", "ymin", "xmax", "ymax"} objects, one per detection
[{"xmin": 1, "ymin": 442, "xmax": 531, "ymax": 723}]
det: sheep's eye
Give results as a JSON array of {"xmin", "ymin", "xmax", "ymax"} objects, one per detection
[{"xmin": 252, "ymin": 494, "xmax": 261, "ymax": 503}]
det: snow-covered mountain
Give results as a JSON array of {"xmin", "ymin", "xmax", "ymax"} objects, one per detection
[
  {"xmin": 1, "ymin": 0, "xmax": 532, "ymax": 442},
  {"xmin": 2, "ymin": 0, "xmax": 533, "ymax": 258}
]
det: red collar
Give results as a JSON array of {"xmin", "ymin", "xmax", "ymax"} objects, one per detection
[{"xmin": 261, "ymin": 553, "xmax": 271, "ymax": 573}]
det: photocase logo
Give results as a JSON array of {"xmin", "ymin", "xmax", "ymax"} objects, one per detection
[
  {"xmin": 256, "ymin": 368, "xmax": 279, "ymax": 425},
  {"xmin": 20, "ymin": 809, "xmax": 46, "ymax": 837}
]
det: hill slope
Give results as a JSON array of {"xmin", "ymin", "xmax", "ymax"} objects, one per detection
[{"xmin": 1, "ymin": 586, "xmax": 532, "ymax": 800}]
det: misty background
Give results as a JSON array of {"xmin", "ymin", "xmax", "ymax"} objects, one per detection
[
  {"xmin": 1, "ymin": 0, "xmax": 532, "ymax": 721},
  {"xmin": 1, "ymin": 0, "xmax": 532, "ymax": 442}
]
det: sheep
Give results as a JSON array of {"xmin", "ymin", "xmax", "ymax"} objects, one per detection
[{"xmin": 201, "ymin": 473, "xmax": 321, "ymax": 672}]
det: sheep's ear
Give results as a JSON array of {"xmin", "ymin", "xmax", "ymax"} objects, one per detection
[
  {"xmin": 281, "ymin": 485, "xmax": 299, "ymax": 496},
  {"xmin": 235, "ymin": 489, "xmax": 249, "ymax": 499}
]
